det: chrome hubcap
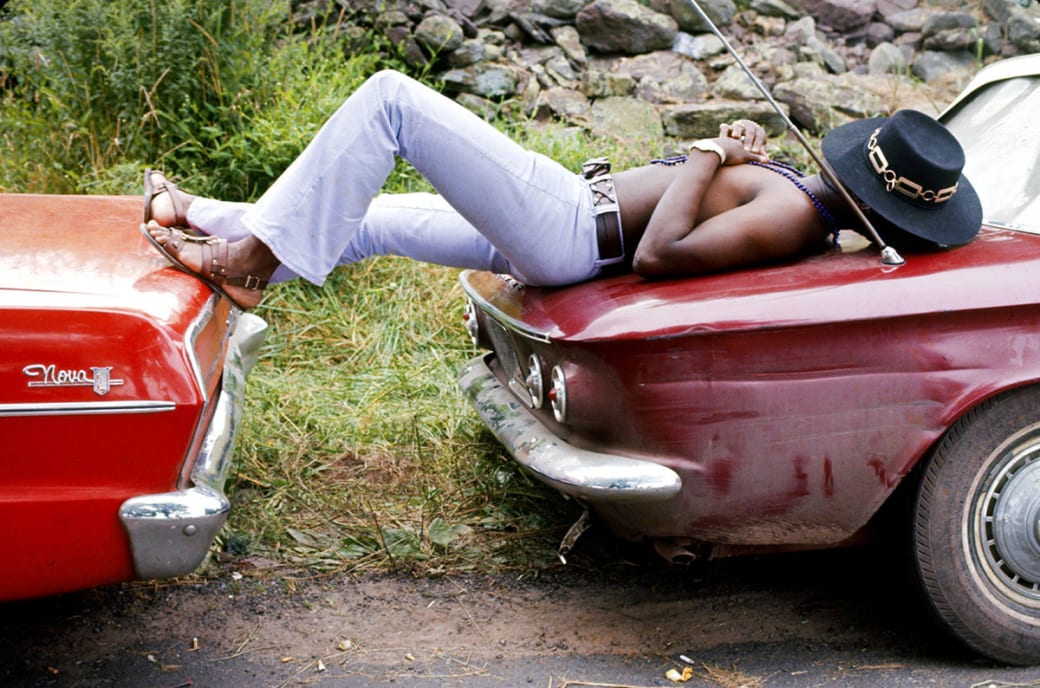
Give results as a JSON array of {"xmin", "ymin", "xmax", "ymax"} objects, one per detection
[{"xmin": 973, "ymin": 430, "xmax": 1040, "ymax": 605}]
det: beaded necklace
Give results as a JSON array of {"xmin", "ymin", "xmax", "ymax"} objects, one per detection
[
  {"xmin": 649, "ymin": 155, "xmax": 841, "ymax": 245},
  {"xmin": 747, "ymin": 160, "xmax": 841, "ymax": 244}
]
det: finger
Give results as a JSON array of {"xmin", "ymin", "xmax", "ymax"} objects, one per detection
[
  {"xmin": 747, "ymin": 128, "xmax": 766, "ymax": 153},
  {"xmin": 739, "ymin": 123, "xmax": 765, "ymax": 152}
]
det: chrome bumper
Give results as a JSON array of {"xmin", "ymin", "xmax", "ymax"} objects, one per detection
[
  {"xmin": 458, "ymin": 354, "xmax": 681, "ymax": 503},
  {"xmin": 119, "ymin": 313, "xmax": 267, "ymax": 579}
]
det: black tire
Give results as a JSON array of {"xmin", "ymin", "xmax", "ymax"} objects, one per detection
[{"xmin": 914, "ymin": 386, "xmax": 1040, "ymax": 665}]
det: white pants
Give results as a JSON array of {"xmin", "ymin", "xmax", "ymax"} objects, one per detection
[{"xmin": 185, "ymin": 70, "xmax": 604, "ymax": 287}]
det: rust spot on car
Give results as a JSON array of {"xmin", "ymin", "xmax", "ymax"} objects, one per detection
[{"xmin": 867, "ymin": 457, "xmax": 899, "ymax": 488}]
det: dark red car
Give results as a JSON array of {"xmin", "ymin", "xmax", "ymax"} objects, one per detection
[
  {"xmin": 458, "ymin": 55, "xmax": 1040, "ymax": 664},
  {"xmin": 0, "ymin": 194, "xmax": 266, "ymax": 601}
]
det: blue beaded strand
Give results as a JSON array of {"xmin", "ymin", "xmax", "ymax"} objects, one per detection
[{"xmin": 747, "ymin": 161, "xmax": 841, "ymax": 244}]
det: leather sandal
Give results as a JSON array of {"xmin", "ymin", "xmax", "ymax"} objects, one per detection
[
  {"xmin": 143, "ymin": 168, "xmax": 189, "ymax": 227},
  {"xmin": 140, "ymin": 224, "xmax": 268, "ymax": 309}
]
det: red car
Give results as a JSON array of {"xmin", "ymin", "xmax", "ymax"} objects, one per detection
[
  {"xmin": 458, "ymin": 55, "xmax": 1040, "ymax": 664},
  {"xmin": 0, "ymin": 194, "xmax": 266, "ymax": 601}
]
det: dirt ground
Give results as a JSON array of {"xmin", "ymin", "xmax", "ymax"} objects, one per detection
[{"xmin": 5, "ymin": 541, "xmax": 1040, "ymax": 688}]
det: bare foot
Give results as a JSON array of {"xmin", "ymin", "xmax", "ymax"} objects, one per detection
[
  {"xmin": 145, "ymin": 171, "xmax": 195, "ymax": 228},
  {"xmin": 144, "ymin": 220, "xmax": 278, "ymax": 309}
]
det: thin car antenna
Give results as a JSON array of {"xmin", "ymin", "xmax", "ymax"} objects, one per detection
[{"xmin": 678, "ymin": 0, "xmax": 905, "ymax": 265}]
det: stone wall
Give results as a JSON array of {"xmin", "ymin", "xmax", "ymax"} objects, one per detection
[{"xmin": 296, "ymin": 0, "xmax": 1039, "ymax": 138}]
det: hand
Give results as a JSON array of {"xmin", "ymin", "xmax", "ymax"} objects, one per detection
[{"xmin": 719, "ymin": 120, "xmax": 769, "ymax": 163}]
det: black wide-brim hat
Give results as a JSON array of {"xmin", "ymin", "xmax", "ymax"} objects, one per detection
[{"xmin": 821, "ymin": 109, "xmax": 982, "ymax": 248}]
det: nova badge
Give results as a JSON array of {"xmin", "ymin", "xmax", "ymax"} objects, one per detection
[{"xmin": 23, "ymin": 364, "xmax": 125, "ymax": 396}]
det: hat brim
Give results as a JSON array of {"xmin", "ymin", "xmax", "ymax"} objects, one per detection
[{"xmin": 821, "ymin": 118, "xmax": 982, "ymax": 247}]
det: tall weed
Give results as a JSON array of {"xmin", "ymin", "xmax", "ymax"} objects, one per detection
[{"xmin": 0, "ymin": 0, "xmax": 400, "ymax": 196}]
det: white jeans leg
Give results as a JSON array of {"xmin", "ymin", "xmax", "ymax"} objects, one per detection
[
  {"xmin": 240, "ymin": 69, "xmax": 599, "ymax": 287},
  {"xmin": 188, "ymin": 192, "xmax": 517, "ymax": 280},
  {"xmin": 187, "ymin": 198, "xmax": 299, "ymax": 283}
]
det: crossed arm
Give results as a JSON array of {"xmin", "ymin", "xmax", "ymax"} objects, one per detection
[{"xmin": 631, "ymin": 121, "xmax": 818, "ymax": 277}]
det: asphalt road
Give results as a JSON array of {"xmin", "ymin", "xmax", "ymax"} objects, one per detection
[{"xmin": 3, "ymin": 544, "xmax": 1040, "ymax": 688}]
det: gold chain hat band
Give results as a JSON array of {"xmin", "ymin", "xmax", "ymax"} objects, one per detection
[{"xmin": 866, "ymin": 128, "xmax": 959, "ymax": 204}]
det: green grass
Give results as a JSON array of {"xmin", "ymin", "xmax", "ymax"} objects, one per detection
[{"xmin": 226, "ymin": 258, "xmax": 585, "ymax": 575}]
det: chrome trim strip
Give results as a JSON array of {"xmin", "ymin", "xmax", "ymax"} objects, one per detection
[
  {"xmin": 940, "ymin": 54, "xmax": 1040, "ymax": 120},
  {"xmin": 458, "ymin": 354, "xmax": 682, "ymax": 503},
  {"xmin": 459, "ymin": 273, "xmax": 553, "ymax": 344},
  {"xmin": 185, "ymin": 295, "xmax": 217, "ymax": 403},
  {"xmin": 0, "ymin": 401, "xmax": 175, "ymax": 417},
  {"xmin": 119, "ymin": 313, "xmax": 267, "ymax": 580}
]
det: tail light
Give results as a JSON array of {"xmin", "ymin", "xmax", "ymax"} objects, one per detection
[{"xmin": 549, "ymin": 364, "xmax": 568, "ymax": 423}]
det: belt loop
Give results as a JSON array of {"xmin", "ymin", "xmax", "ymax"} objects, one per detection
[
  {"xmin": 581, "ymin": 157, "xmax": 625, "ymax": 268},
  {"xmin": 582, "ymin": 157, "xmax": 611, "ymax": 180}
]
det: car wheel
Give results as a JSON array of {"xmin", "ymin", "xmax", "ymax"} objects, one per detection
[{"xmin": 914, "ymin": 386, "xmax": 1040, "ymax": 665}]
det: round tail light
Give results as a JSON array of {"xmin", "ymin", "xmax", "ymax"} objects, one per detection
[
  {"xmin": 550, "ymin": 364, "xmax": 568, "ymax": 422},
  {"xmin": 525, "ymin": 354, "xmax": 545, "ymax": 408},
  {"xmin": 463, "ymin": 299, "xmax": 480, "ymax": 346}
]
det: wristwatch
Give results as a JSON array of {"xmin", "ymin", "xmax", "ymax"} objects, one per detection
[{"xmin": 690, "ymin": 139, "xmax": 726, "ymax": 166}]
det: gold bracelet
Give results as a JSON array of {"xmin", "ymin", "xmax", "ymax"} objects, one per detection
[{"xmin": 690, "ymin": 139, "xmax": 726, "ymax": 166}]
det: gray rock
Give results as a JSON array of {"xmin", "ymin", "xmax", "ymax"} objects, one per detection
[
  {"xmin": 923, "ymin": 28, "xmax": 982, "ymax": 52},
  {"xmin": 415, "ymin": 14, "xmax": 466, "ymax": 53},
  {"xmin": 552, "ymin": 25, "xmax": 588, "ymax": 66},
  {"xmin": 479, "ymin": 28, "xmax": 507, "ymax": 46},
  {"xmin": 449, "ymin": 38, "xmax": 488, "ymax": 66},
  {"xmin": 875, "ymin": 0, "xmax": 917, "ymax": 20},
  {"xmin": 661, "ymin": 100, "xmax": 789, "ymax": 138},
  {"xmin": 636, "ymin": 64, "xmax": 710, "ymax": 102},
  {"xmin": 865, "ymin": 21, "xmax": 896, "ymax": 47},
  {"xmin": 612, "ymin": 49, "xmax": 698, "ymax": 79},
  {"xmin": 376, "ymin": 10, "xmax": 412, "ymax": 27},
  {"xmin": 669, "ymin": 0, "xmax": 738, "ymax": 33},
  {"xmin": 444, "ymin": 0, "xmax": 484, "ymax": 18},
  {"xmin": 532, "ymin": 0, "xmax": 590, "ymax": 20},
  {"xmin": 886, "ymin": 8, "xmax": 932, "ymax": 33},
  {"xmin": 773, "ymin": 74, "xmax": 882, "ymax": 131},
  {"xmin": 541, "ymin": 86, "xmax": 592, "ymax": 119},
  {"xmin": 911, "ymin": 50, "xmax": 977, "ymax": 82},
  {"xmin": 588, "ymin": 96, "xmax": 664, "ymax": 138},
  {"xmin": 455, "ymin": 92, "xmax": 500, "ymax": 118},
  {"xmin": 386, "ymin": 24, "xmax": 429, "ymax": 68},
  {"xmin": 1008, "ymin": 9, "xmax": 1040, "ymax": 53},
  {"xmin": 714, "ymin": 63, "xmax": 764, "ymax": 99},
  {"xmin": 582, "ymin": 69, "xmax": 637, "ymax": 97},
  {"xmin": 981, "ymin": 23, "xmax": 1004, "ymax": 56},
  {"xmin": 983, "ymin": 0, "xmax": 1017, "ymax": 22},
  {"xmin": 575, "ymin": 0, "xmax": 679, "ymax": 54},
  {"xmin": 440, "ymin": 64, "xmax": 520, "ymax": 97},
  {"xmin": 868, "ymin": 41, "xmax": 908, "ymax": 73},
  {"xmin": 545, "ymin": 53, "xmax": 581, "ymax": 85},
  {"xmin": 784, "ymin": 16, "xmax": 818, "ymax": 44},
  {"xmin": 672, "ymin": 32, "xmax": 727, "ymax": 60},
  {"xmin": 821, "ymin": 46, "xmax": 848, "ymax": 73},
  {"xmin": 921, "ymin": 11, "xmax": 977, "ymax": 36},
  {"xmin": 787, "ymin": 0, "xmax": 876, "ymax": 31},
  {"xmin": 750, "ymin": 0, "xmax": 803, "ymax": 20},
  {"xmin": 753, "ymin": 15, "xmax": 788, "ymax": 36}
]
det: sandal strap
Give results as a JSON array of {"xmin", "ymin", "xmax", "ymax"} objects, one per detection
[
  {"xmin": 148, "ymin": 171, "xmax": 188, "ymax": 227},
  {"xmin": 168, "ymin": 228, "xmax": 219, "ymax": 253},
  {"xmin": 199, "ymin": 237, "xmax": 268, "ymax": 292}
]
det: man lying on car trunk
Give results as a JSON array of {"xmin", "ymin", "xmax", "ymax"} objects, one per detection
[{"xmin": 141, "ymin": 69, "xmax": 982, "ymax": 310}]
